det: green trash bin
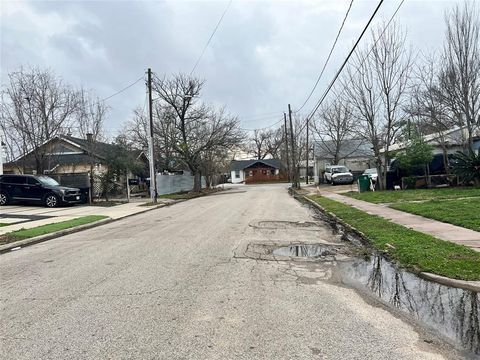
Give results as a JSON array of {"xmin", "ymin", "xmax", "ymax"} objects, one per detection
[{"xmin": 357, "ymin": 175, "xmax": 371, "ymax": 193}]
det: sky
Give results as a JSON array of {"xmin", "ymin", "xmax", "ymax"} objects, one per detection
[{"xmin": 0, "ymin": 0, "xmax": 461, "ymax": 137}]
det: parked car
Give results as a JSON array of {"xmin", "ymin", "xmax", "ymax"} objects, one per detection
[
  {"xmin": 324, "ymin": 165, "xmax": 354, "ymax": 185},
  {"xmin": 0, "ymin": 174, "xmax": 82, "ymax": 207},
  {"xmin": 363, "ymin": 168, "xmax": 378, "ymax": 182}
]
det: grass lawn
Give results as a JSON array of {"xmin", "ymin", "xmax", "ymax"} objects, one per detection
[
  {"xmin": 391, "ymin": 198, "xmax": 480, "ymax": 232},
  {"xmin": 0, "ymin": 223, "xmax": 9, "ymax": 227},
  {"xmin": 345, "ymin": 187, "xmax": 480, "ymax": 204},
  {"xmin": 308, "ymin": 195, "xmax": 480, "ymax": 281},
  {"xmin": 0, "ymin": 215, "xmax": 108, "ymax": 245}
]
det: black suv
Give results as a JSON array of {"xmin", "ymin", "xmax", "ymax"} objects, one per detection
[{"xmin": 0, "ymin": 174, "xmax": 82, "ymax": 207}]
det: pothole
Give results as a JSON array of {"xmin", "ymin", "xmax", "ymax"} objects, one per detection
[
  {"xmin": 273, "ymin": 244, "xmax": 337, "ymax": 257},
  {"xmin": 249, "ymin": 220, "xmax": 324, "ymax": 231}
]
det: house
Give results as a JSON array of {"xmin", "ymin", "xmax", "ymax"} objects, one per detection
[
  {"xmin": 313, "ymin": 139, "xmax": 374, "ymax": 183},
  {"xmin": 230, "ymin": 159, "xmax": 282, "ymax": 184},
  {"xmin": 3, "ymin": 134, "xmax": 148, "ymax": 197},
  {"xmin": 384, "ymin": 127, "xmax": 480, "ymax": 156},
  {"xmin": 4, "ymin": 134, "xmax": 147, "ymax": 175}
]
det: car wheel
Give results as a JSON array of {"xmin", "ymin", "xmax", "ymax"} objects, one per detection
[
  {"xmin": 331, "ymin": 180, "xmax": 336, "ymax": 186},
  {"xmin": 0, "ymin": 192, "xmax": 9, "ymax": 206},
  {"xmin": 45, "ymin": 194, "xmax": 59, "ymax": 208}
]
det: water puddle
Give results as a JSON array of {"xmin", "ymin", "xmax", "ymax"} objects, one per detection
[
  {"xmin": 337, "ymin": 254, "xmax": 479, "ymax": 356},
  {"xmin": 273, "ymin": 244, "xmax": 338, "ymax": 257}
]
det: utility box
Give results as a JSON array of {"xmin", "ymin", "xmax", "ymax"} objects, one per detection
[{"xmin": 357, "ymin": 174, "xmax": 371, "ymax": 193}]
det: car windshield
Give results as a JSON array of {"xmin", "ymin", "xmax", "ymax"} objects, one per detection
[
  {"xmin": 332, "ymin": 167, "xmax": 348, "ymax": 173},
  {"xmin": 364, "ymin": 168, "xmax": 377, "ymax": 174},
  {"xmin": 37, "ymin": 176, "xmax": 60, "ymax": 186}
]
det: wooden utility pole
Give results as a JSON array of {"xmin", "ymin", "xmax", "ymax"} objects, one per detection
[
  {"xmin": 306, "ymin": 117, "xmax": 309, "ymax": 185},
  {"xmin": 283, "ymin": 112, "xmax": 291, "ymax": 182},
  {"xmin": 288, "ymin": 104, "xmax": 297, "ymax": 189},
  {"xmin": 147, "ymin": 68, "xmax": 157, "ymax": 203}
]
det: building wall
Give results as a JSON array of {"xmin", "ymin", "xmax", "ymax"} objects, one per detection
[{"xmin": 231, "ymin": 170, "xmax": 245, "ymax": 184}]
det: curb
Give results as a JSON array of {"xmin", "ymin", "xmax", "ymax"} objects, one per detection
[
  {"xmin": 419, "ymin": 272, "xmax": 480, "ymax": 293},
  {"xmin": 0, "ymin": 202, "xmax": 171, "ymax": 254},
  {"xmin": 301, "ymin": 194, "xmax": 480, "ymax": 292}
]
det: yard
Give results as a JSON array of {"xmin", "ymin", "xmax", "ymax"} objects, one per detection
[
  {"xmin": 345, "ymin": 187, "xmax": 480, "ymax": 204},
  {"xmin": 308, "ymin": 195, "xmax": 480, "ymax": 281},
  {"xmin": 345, "ymin": 187, "xmax": 480, "ymax": 232}
]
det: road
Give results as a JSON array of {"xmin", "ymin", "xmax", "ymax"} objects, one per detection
[{"xmin": 0, "ymin": 184, "xmax": 459, "ymax": 359}]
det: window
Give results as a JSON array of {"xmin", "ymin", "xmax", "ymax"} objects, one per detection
[
  {"xmin": 27, "ymin": 177, "xmax": 41, "ymax": 185},
  {"xmin": 9, "ymin": 176, "xmax": 27, "ymax": 184},
  {"xmin": 235, "ymin": 171, "xmax": 240, "ymax": 179}
]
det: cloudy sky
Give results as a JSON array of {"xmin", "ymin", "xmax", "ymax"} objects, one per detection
[{"xmin": 1, "ymin": 0, "xmax": 461, "ymax": 136}]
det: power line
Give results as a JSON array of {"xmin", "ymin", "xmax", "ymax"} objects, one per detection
[
  {"xmin": 190, "ymin": 0, "xmax": 233, "ymax": 76},
  {"xmin": 240, "ymin": 118, "xmax": 283, "ymax": 132},
  {"xmin": 297, "ymin": 0, "xmax": 386, "ymax": 135},
  {"xmin": 100, "ymin": 76, "xmax": 144, "ymax": 103},
  {"xmin": 296, "ymin": 0, "xmax": 355, "ymax": 113},
  {"xmin": 313, "ymin": 0, "xmax": 406, "ymax": 120}
]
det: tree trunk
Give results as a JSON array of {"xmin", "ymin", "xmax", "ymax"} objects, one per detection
[{"xmin": 193, "ymin": 170, "xmax": 202, "ymax": 193}]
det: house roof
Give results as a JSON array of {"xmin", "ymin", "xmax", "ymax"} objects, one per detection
[
  {"xmin": 4, "ymin": 135, "xmax": 146, "ymax": 169},
  {"xmin": 313, "ymin": 139, "xmax": 373, "ymax": 159},
  {"xmin": 230, "ymin": 159, "xmax": 281, "ymax": 171},
  {"xmin": 383, "ymin": 127, "xmax": 480, "ymax": 153}
]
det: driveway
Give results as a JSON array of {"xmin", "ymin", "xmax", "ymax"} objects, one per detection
[
  {"xmin": 0, "ymin": 184, "xmax": 458, "ymax": 359},
  {"xmin": 0, "ymin": 201, "xmax": 153, "ymax": 235}
]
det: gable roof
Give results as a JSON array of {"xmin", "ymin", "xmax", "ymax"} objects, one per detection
[
  {"xmin": 230, "ymin": 159, "xmax": 281, "ymax": 171},
  {"xmin": 314, "ymin": 139, "xmax": 373, "ymax": 160},
  {"xmin": 4, "ymin": 135, "xmax": 146, "ymax": 170}
]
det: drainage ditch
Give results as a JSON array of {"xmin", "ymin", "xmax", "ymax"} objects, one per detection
[{"xmin": 246, "ymin": 198, "xmax": 480, "ymax": 356}]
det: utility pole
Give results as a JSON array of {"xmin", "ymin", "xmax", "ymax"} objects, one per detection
[
  {"xmin": 147, "ymin": 68, "xmax": 157, "ymax": 204},
  {"xmin": 283, "ymin": 113, "xmax": 291, "ymax": 182},
  {"xmin": 288, "ymin": 104, "xmax": 297, "ymax": 189},
  {"xmin": 306, "ymin": 117, "xmax": 309, "ymax": 185}
]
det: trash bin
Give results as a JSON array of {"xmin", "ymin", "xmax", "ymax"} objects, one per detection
[{"xmin": 357, "ymin": 175, "xmax": 371, "ymax": 193}]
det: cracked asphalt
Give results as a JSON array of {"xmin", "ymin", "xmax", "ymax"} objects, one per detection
[{"xmin": 0, "ymin": 184, "xmax": 460, "ymax": 359}]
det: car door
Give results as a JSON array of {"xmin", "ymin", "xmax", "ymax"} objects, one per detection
[
  {"xmin": 24, "ymin": 177, "xmax": 44, "ymax": 201},
  {"xmin": 324, "ymin": 167, "xmax": 331, "ymax": 181},
  {"xmin": 8, "ymin": 176, "xmax": 28, "ymax": 200}
]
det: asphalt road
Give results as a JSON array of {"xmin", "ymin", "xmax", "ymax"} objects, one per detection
[{"xmin": 0, "ymin": 184, "xmax": 460, "ymax": 359}]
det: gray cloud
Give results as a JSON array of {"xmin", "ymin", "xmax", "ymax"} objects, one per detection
[{"xmin": 0, "ymin": 0, "xmax": 463, "ymax": 135}]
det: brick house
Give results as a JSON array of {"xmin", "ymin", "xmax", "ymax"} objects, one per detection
[{"xmin": 230, "ymin": 159, "xmax": 283, "ymax": 184}]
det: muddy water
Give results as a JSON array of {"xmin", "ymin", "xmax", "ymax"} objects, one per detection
[
  {"xmin": 336, "ymin": 255, "xmax": 479, "ymax": 356},
  {"xmin": 274, "ymin": 199, "xmax": 480, "ymax": 356}
]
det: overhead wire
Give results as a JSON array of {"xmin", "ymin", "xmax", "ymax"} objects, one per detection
[
  {"xmin": 99, "ymin": 76, "xmax": 144, "ymax": 103},
  {"xmin": 295, "ymin": 0, "xmax": 386, "ymax": 136},
  {"xmin": 312, "ymin": 0, "xmax": 406, "ymax": 122},
  {"xmin": 295, "ymin": 0, "xmax": 355, "ymax": 113},
  {"xmin": 190, "ymin": 0, "xmax": 233, "ymax": 76}
]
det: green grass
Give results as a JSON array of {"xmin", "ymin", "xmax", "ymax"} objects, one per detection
[
  {"xmin": 0, "ymin": 223, "xmax": 9, "ymax": 227},
  {"xmin": 391, "ymin": 198, "xmax": 480, "ymax": 232},
  {"xmin": 308, "ymin": 195, "xmax": 480, "ymax": 281},
  {"xmin": 345, "ymin": 187, "xmax": 480, "ymax": 204},
  {"xmin": 0, "ymin": 215, "xmax": 108, "ymax": 245}
]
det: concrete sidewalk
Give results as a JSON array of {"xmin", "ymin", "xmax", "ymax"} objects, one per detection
[
  {"xmin": 0, "ymin": 201, "xmax": 172, "ymax": 235},
  {"xmin": 318, "ymin": 190, "xmax": 480, "ymax": 252}
]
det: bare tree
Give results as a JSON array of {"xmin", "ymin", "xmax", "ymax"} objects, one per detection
[
  {"xmin": 407, "ymin": 55, "xmax": 456, "ymax": 173},
  {"xmin": 438, "ymin": 2, "xmax": 480, "ymax": 151},
  {"xmin": 0, "ymin": 67, "xmax": 80, "ymax": 173},
  {"xmin": 249, "ymin": 129, "xmax": 270, "ymax": 160},
  {"xmin": 345, "ymin": 22, "xmax": 412, "ymax": 189},
  {"xmin": 77, "ymin": 89, "xmax": 109, "ymax": 202},
  {"xmin": 77, "ymin": 89, "xmax": 108, "ymax": 142},
  {"xmin": 152, "ymin": 74, "xmax": 243, "ymax": 192},
  {"xmin": 313, "ymin": 97, "xmax": 358, "ymax": 165}
]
